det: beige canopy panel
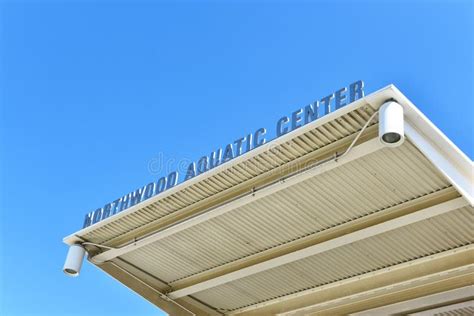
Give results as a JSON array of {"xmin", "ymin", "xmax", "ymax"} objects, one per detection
[{"xmin": 64, "ymin": 85, "xmax": 474, "ymax": 315}]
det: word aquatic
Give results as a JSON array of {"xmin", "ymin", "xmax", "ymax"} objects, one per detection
[{"xmin": 83, "ymin": 80, "xmax": 365, "ymax": 228}]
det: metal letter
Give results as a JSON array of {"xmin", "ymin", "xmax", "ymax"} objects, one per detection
[
  {"xmin": 254, "ymin": 128, "xmax": 267, "ymax": 147},
  {"xmin": 184, "ymin": 162, "xmax": 196, "ymax": 181},
  {"xmin": 304, "ymin": 102, "xmax": 319, "ymax": 124},
  {"xmin": 144, "ymin": 182, "xmax": 156, "ymax": 199},
  {"xmin": 209, "ymin": 149, "xmax": 222, "ymax": 169},
  {"xmin": 291, "ymin": 109, "xmax": 303, "ymax": 130},
  {"xmin": 276, "ymin": 117, "xmax": 289, "ymax": 137},
  {"xmin": 92, "ymin": 208, "xmax": 103, "ymax": 224},
  {"xmin": 320, "ymin": 94, "xmax": 334, "ymax": 115},
  {"xmin": 110, "ymin": 198, "xmax": 121, "ymax": 216},
  {"xmin": 349, "ymin": 80, "xmax": 365, "ymax": 102},
  {"xmin": 130, "ymin": 187, "xmax": 145, "ymax": 207},
  {"xmin": 156, "ymin": 176, "xmax": 167, "ymax": 193},
  {"xmin": 335, "ymin": 87, "xmax": 347, "ymax": 109},
  {"xmin": 83, "ymin": 212, "xmax": 94, "ymax": 228},
  {"xmin": 234, "ymin": 137, "xmax": 246, "ymax": 156},
  {"xmin": 246, "ymin": 133, "xmax": 253, "ymax": 152},
  {"xmin": 197, "ymin": 156, "xmax": 209, "ymax": 174},
  {"xmin": 166, "ymin": 171, "xmax": 178, "ymax": 189},
  {"xmin": 102, "ymin": 203, "xmax": 112, "ymax": 220},
  {"xmin": 222, "ymin": 143, "xmax": 234, "ymax": 162},
  {"xmin": 118, "ymin": 194, "xmax": 130, "ymax": 213}
]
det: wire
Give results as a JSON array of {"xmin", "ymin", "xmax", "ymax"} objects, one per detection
[
  {"xmin": 266, "ymin": 109, "xmax": 379, "ymax": 187},
  {"xmin": 335, "ymin": 110, "xmax": 379, "ymax": 161},
  {"xmin": 82, "ymin": 242, "xmax": 116, "ymax": 250}
]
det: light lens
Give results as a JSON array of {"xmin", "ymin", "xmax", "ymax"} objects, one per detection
[{"xmin": 382, "ymin": 132, "xmax": 401, "ymax": 144}]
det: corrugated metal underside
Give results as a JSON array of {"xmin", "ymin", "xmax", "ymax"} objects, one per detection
[
  {"xmin": 192, "ymin": 206, "xmax": 473, "ymax": 312},
  {"xmin": 80, "ymin": 105, "xmax": 378, "ymax": 245},
  {"xmin": 437, "ymin": 305, "xmax": 474, "ymax": 316},
  {"xmin": 118, "ymin": 141, "xmax": 451, "ymax": 283}
]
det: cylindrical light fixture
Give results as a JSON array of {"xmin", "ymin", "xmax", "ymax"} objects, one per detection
[
  {"xmin": 379, "ymin": 101, "xmax": 405, "ymax": 147},
  {"xmin": 63, "ymin": 244, "xmax": 86, "ymax": 277}
]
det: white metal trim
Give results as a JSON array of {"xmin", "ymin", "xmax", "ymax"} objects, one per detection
[
  {"xmin": 405, "ymin": 121, "xmax": 473, "ymax": 206},
  {"xmin": 410, "ymin": 301, "xmax": 474, "ymax": 316}
]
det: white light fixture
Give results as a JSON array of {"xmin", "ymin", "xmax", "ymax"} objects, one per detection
[
  {"xmin": 63, "ymin": 244, "xmax": 86, "ymax": 277},
  {"xmin": 379, "ymin": 100, "xmax": 405, "ymax": 147}
]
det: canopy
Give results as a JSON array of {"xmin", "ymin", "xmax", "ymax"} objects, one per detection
[{"xmin": 64, "ymin": 84, "xmax": 473, "ymax": 315}]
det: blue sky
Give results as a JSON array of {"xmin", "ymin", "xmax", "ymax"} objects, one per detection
[{"xmin": 0, "ymin": 1, "xmax": 472, "ymax": 315}]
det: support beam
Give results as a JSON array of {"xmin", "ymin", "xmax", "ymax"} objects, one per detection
[
  {"xmin": 168, "ymin": 197, "xmax": 468, "ymax": 299},
  {"xmin": 410, "ymin": 301, "xmax": 474, "ymax": 316},
  {"xmin": 350, "ymin": 285, "xmax": 474, "ymax": 316},
  {"xmin": 285, "ymin": 267, "xmax": 474, "ymax": 316},
  {"xmin": 91, "ymin": 138, "xmax": 384, "ymax": 263},
  {"xmin": 231, "ymin": 245, "xmax": 474, "ymax": 315}
]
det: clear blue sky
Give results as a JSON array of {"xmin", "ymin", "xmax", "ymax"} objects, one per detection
[{"xmin": 0, "ymin": 1, "xmax": 472, "ymax": 315}]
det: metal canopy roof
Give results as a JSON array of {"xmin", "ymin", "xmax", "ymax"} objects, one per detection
[{"xmin": 63, "ymin": 84, "xmax": 473, "ymax": 315}]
